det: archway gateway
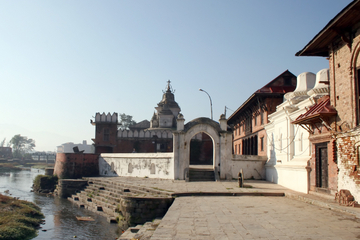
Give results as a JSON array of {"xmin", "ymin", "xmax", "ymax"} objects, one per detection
[
  {"xmin": 172, "ymin": 114, "xmax": 232, "ymax": 180},
  {"xmin": 189, "ymin": 132, "xmax": 214, "ymax": 165}
]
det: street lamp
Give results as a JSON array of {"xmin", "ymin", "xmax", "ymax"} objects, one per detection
[{"xmin": 199, "ymin": 88, "xmax": 213, "ymax": 120}]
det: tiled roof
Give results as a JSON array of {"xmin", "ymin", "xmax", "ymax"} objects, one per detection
[{"xmin": 292, "ymin": 96, "xmax": 337, "ymax": 124}]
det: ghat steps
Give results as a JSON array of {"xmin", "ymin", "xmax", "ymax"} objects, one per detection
[
  {"xmin": 67, "ymin": 177, "xmax": 174, "ymax": 224},
  {"xmin": 189, "ymin": 168, "xmax": 215, "ymax": 182}
]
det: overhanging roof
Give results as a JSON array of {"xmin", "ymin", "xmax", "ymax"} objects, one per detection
[
  {"xmin": 292, "ymin": 96, "xmax": 337, "ymax": 125},
  {"xmin": 296, "ymin": 0, "xmax": 360, "ymax": 57}
]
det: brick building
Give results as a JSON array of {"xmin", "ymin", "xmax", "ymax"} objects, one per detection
[
  {"xmin": 91, "ymin": 81, "xmax": 180, "ymax": 154},
  {"xmin": 227, "ymin": 70, "xmax": 296, "ymax": 157},
  {"xmin": 296, "ymin": 0, "xmax": 360, "ymax": 199}
]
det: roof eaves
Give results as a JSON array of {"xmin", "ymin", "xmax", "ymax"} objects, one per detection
[{"xmin": 295, "ymin": 0, "xmax": 359, "ymax": 57}]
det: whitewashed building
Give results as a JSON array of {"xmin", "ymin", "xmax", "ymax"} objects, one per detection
[
  {"xmin": 265, "ymin": 69, "xmax": 330, "ymax": 193},
  {"xmin": 57, "ymin": 140, "xmax": 94, "ymax": 154}
]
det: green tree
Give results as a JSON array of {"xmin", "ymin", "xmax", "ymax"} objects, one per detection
[
  {"xmin": 119, "ymin": 113, "xmax": 136, "ymax": 130},
  {"xmin": 10, "ymin": 134, "xmax": 35, "ymax": 159}
]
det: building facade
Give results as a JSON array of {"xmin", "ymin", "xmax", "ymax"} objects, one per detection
[
  {"xmin": 296, "ymin": 0, "xmax": 360, "ymax": 199},
  {"xmin": 227, "ymin": 70, "xmax": 296, "ymax": 157},
  {"xmin": 265, "ymin": 69, "xmax": 336, "ymax": 193}
]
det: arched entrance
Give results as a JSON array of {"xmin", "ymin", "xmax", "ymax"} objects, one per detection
[
  {"xmin": 173, "ymin": 115, "xmax": 232, "ymax": 181},
  {"xmin": 189, "ymin": 132, "xmax": 214, "ymax": 165}
]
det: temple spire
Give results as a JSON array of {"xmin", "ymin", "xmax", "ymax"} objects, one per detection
[{"xmin": 164, "ymin": 80, "xmax": 174, "ymax": 93}]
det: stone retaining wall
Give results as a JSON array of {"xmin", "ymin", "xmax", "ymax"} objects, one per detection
[
  {"xmin": 118, "ymin": 196, "xmax": 174, "ymax": 224},
  {"xmin": 56, "ymin": 179, "xmax": 88, "ymax": 198}
]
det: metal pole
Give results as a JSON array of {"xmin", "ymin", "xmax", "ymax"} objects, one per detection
[{"xmin": 199, "ymin": 88, "xmax": 213, "ymax": 120}]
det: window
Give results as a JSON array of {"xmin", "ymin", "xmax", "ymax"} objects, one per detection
[
  {"xmin": 260, "ymin": 110, "xmax": 264, "ymax": 125},
  {"xmin": 261, "ymin": 137, "xmax": 264, "ymax": 151},
  {"xmin": 245, "ymin": 117, "xmax": 252, "ymax": 134},
  {"xmin": 254, "ymin": 115, "xmax": 257, "ymax": 126},
  {"xmin": 239, "ymin": 125, "xmax": 241, "ymax": 135},
  {"xmin": 104, "ymin": 128, "xmax": 109, "ymax": 141},
  {"xmin": 235, "ymin": 145, "xmax": 237, "ymax": 154}
]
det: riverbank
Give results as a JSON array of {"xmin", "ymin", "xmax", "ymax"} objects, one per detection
[
  {"xmin": 0, "ymin": 162, "xmax": 54, "ymax": 172},
  {"xmin": 0, "ymin": 193, "xmax": 44, "ymax": 240},
  {"xmin": 0, "ymin": 163, "xmax": 22, "ymax": 172}
]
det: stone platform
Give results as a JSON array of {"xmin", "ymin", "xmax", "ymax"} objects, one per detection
[
  {"xmin": 109, "ymin": 176, "xmax": 360, "ymax": 240},
  {"xmin": 67, "ymin": 176, "xmax": 360, "ymax": 239}
]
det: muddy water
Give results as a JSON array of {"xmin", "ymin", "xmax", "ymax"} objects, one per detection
[{"xmin": 0, "ymin": 168, "xmax": 120, "ymax": 240}]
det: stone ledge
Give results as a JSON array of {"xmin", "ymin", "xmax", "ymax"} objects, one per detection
[{"xmin": 285, "ymin": 192, "xmax": 360, "ymax": 218}]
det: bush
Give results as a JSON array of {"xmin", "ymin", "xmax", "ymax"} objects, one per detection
[
  {"xmin": 33, "ymin": 175, "xmax": 58, "ymax": 192},
  {"xmin": 0, "ymin": 194, "xmax": 44, "ymax": 240}
]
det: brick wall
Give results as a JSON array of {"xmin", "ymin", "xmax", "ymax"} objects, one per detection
[
  {"xmin": 95, "ymin": 122, "xmax": 118, "ymax": 150},
  {"xmin": 113, "ymin": 138, "xmax": 173, "ymax": 153},
  {"xmin": 329, "ymin": 26, "xmax": 360, "ymax": 130},
  {"xmin": 328, "ymin": 22, "xmax": 360, "ymax": 199},
  {"xmin": 54, "ymin": 153, "xmax": 99, "ymax": 179}
]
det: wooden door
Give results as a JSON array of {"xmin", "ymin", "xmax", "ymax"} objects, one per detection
[{"xmin": 316, "ymin": 143, "xmax": 328, "ymax": 188}]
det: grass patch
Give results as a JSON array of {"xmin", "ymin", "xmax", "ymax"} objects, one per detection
[
  {"xmin": 0, "ymin": 194, "xmax": 44, "ymax": 240},
  {"xmin": 0, "ymin": 163, "xmax": 22, "ymax": 172}
]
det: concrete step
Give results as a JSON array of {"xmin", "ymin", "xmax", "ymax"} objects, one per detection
[{"xmin": 189, "ymin": 169, "xmax": 215, "ymax": 182}]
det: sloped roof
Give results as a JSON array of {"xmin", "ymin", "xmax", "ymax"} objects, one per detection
[
  {"xmin": 296, "ymin": 0, "xmax": 360, "ymax": 57},
  {"xmin": 292, "ymin": 96, "xmax": 337, "ymax": 124},
  {"xmin": 227, "ymin": 70, "xmax": 296, "ymax": 124}
]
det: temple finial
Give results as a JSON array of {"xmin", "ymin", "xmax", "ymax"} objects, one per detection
[
  {"xmin": 163, "ymin": 80, "xmax": 174, "ymax": 93},
  {"xmin": 167, "ymin": 80, "xmax": 171, "ymax": 91}
]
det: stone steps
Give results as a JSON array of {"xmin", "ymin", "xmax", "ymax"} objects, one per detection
[
  {"xmin": 118, "ymin": 219, "xmax": 161, "ymax": 240},
  {"xmin": 68, "ymin": 177, "xmax": 174, "ymax": 225},
  {"xmin": 189, "ymin": 169, "xmax": 215, "ymax": 182},
  {"xmin": 87, "ymin": 178, "xmax": 172, "ymax": 197}
]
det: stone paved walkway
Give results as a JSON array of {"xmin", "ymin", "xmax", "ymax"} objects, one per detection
[
  {"xmin": 102, "ymin": 176, "xmax": 360, "ymax": 240},
  {"xmin": 151, "ymin": 196, "xmax": 360, "ymax": 240}
]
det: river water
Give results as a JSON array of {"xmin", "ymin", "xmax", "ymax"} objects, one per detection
[{"xmin": 0, "ymin": 168, "xmax": 120, "ymax": 240}]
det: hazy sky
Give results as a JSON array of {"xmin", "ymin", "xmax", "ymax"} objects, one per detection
[{"xmin": 0, "ymin": 0, "xmax": 353, "ymax": 152}]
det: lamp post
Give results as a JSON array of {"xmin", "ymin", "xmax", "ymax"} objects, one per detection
[{"xmin": 199, "ymin": 88, "xmax": 213, "ymax": 120}]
